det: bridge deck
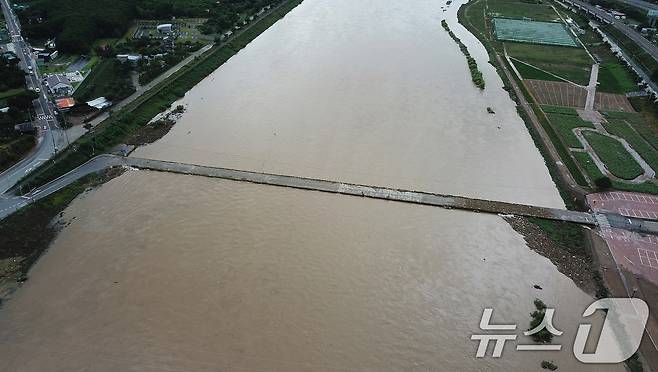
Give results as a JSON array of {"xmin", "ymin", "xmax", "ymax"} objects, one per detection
[
  {"xmin": 1, "ymin": 155, "xmax": 600, "ymax": 225},
  {"xmin": 123, "ymin": 157, "xmax": 597, "ymax": 225}
]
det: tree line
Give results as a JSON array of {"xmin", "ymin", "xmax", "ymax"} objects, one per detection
[{"xmin": 14, "ymin": 0, "xmax": 280, "ymax": 54}]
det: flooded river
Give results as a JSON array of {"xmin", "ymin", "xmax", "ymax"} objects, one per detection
[{"xmin": 0, "ymin": 0, "xmax": 625, "ymax": 370}]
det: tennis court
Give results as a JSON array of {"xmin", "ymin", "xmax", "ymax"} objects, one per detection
[{"xmin": 494, "ymin": 18, "xmax": 579, "ymax": 47}]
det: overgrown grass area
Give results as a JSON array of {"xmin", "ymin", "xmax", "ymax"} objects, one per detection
[
  {"xmin": 541, "ymin": 105, "xmax": 578, "ymax": 115},
  {"xmin": 582, "ymin": 131, "xmax": 644, "ymax": 180},
  {"xmin": 462, "ymin": 0, "xmax": 488, "ymax": 40},
  {"xmin": 597, "ymin": 63, "xmax": 638, "ymax": 94},
  {"xmin": 528, "ymin": 104, "xmax": 590, "ymax": 190},
  {"xmin": 488, "ymin": 0, "xmax": 559, "ymax": 21},
  {"xmin": 546, "ymin": 113, "xmax": 594, "ymax": 149},
  {"xmin": 603, "ymin": 118, "xmax": 658, "ymax": 172},
  {"xmin": 73, "ymin": 59, "xmax": 135, "ymax": 102},
  {"xmin": 506, "ymin": 42, "xmax": 592, "ymax": 85},
  {"xmin": 606, "ymin": 110, "xmax": 658, "ymax": 150},
  {"xmin": 574, "ymin": 151, "xmax": 658, "ymax": 193},
  {"xmin": 602, "ymin": 25, "xmax": 658, "ymax": 75},
  {"xmin": 512, "ymin": 60, "xmax": 561, "ymax": 82},
  {"xmin": 0, "ymin": 135, "xmax": 35, "ymax": 173},
  {"xmin": 528, "ymin": 217, "xmax": 589, "ymax": 258},
  {"xmin": 20, "ymin": 0, "xmax": 305, "ymax": 192}
]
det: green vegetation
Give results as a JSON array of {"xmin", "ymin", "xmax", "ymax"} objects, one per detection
[
  {"xmin": 506, "ymin": 42, "xmax": 592, "ymax": 85},
  {"xmin": 573, "ymin": 150, "xmax": 603, "ymax": 179},
  {"xmin": 461, "ymin": 0, "xmax": 488, "ymax": 40},
  {"xmin": 513, "ymin": 60, "xmax": 561, "ymax": 82},
  {"xmin": 528, "ymin": 217, "xmax": 588, "ymax": 258},
  {"xmin": 594, "ymin": 176, "xmax": 612, "ymax": 189},
  {"xmin": 0, "ymin": 135, "xmax": 35, "ymax": 172},
  {"xmin": 583, "ymin": 131, "xmax": 644, "ymax": 179},
  {"xmin": 541, "ymin": 361, "xmax": 558, "ymax": 370},
  {"xmin": 597, "ymin": 63, "xmax": 638, "ymax": 94},
  {"xmin": 0, "ymin": 69, "xmax": 36, "ymax": 172},
  {"xmin": 541, "ymin": 105, "xmax": 578, "ymax": 115},
  {"xmin": 73, "ymin": 59, "xmax": 135, "ymax": 101},
  {"xmin": 528, "ymin": 299, "xmax": 553, "ymax": 343},
  {"xmin": 134, "ymin": 42, "xmax": 204, "ymax": 85},
  {"xmin": 488, "ymin": 1, "xmax": 559, "ymax": 22},
  {"xmin": 627, "ymin": 353, "xmax": 644, "ymax": 372},
  {"xmin": 16, "ymin": 0, "xmax": 279, "ymax": 53},
  {"xmin": 606, "ymin": 111, "xmax": 658, "ymax": 150},
  {"xmin": 575, "ymin": 151, "xmax": 658, "ymax": 193},
  {"xmin": 603, "ymin": 118, "xmax": 658, "ymax": 172},
  {"xmin": 20, "ymin": 0, "xmax": 305, "ymax": 191},
  {"xmin": 546, "ymin": 113, "xmax": 594, "ymax": 148},
  {"xmin": 0, "ymin": 55, "xmax": 26, "ymax": 92},
  {"xmin": 16, "ymin": 0, "xmax": 135, "ymax": 54},
  {"xmin": 0, "ymin": 88, "xmax": 26, "ymax": 100},
  {"xmin": 441, "ymin": 20, "xmax": 485, "ymax": 89},
  {"xmin": 602, "ymin": 24, "xmax": 658, "ymax": 75}
]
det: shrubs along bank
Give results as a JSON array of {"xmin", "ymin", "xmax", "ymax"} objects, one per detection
[
  {"xmin": 19, "ymin": 0, "xmax": 305, "ymax": 192},
  {"xmin": 441, "ymin": 20, "xmax": 485, "ymax": 89}
]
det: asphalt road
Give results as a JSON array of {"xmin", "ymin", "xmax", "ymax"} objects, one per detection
[
  {"xmin": 566, "ymin": 0, "xmax": 658, "ymax": 61},
  {"xmin": 0, "ymin": 0, "xmax": 67, "ymax": 195},
  {"xmin": 615, "ymin": 0, "xmax": 658, "ymax": 12}
]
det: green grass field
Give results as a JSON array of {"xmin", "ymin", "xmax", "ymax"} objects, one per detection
[
  {"xmin": 506, "ymin": 42, "xmax": 593, "ymax": 85},
  {"xmin": 546, "ymin": 112, "xmax": 594, "ymax": 148},
  {"xmin": 462, "ymin": 0, "xmax": 488, "ymax": 40},
  {"xmin": 488, "ymin": 1, "xmax": 560, "ymax": 22},
  {"xmin": 597, "ymin": 63, "xmax": 637, "ymax": 94},
  {"xmin": 513, "ymin": 60, "xmax": 561, "ymax": 81},
  {"xmin": 583, "ymin": 131, "xmax": 644, "ymax": 179},
  {"xmin": 542, "ymin": 105, "xmax": 578, "ymax": 115},
  {"xmin": 603, "ymin": 119, "xmax": 658, "ymax": 172},
  {"xmin": 574, "ymin": 151, "xmax": 658, "ymax": 193},
  {"xmin": 605, "ymin": 111, "xmax": 658, "ymax": 151}
]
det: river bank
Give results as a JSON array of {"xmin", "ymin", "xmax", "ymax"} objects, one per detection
[
  {"xmin": 17, "ymin": 0, "xmax": 305, "ymax": 193},
  {"xmin": 456, "ymin": 1, "xmax": 653, "ymax": 369},
  {"xmin": 0, "ymin": 1, "xmax": 621, "ymax": 370},
  {"xmin": 0, "ymin": 167, "xmax": 125, "ymax": 304}
]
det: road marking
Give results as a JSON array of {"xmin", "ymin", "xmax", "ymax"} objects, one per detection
[{"xmin": 638, "ymin": 248, "xmax": 658, "ymax": 269}]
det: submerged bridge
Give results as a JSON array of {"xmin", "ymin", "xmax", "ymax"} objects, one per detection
[{"xmin": 3, "ymin": 155, "xmax": 658, "ymax": 234}]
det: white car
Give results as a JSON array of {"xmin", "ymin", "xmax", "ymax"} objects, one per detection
[{"xmin": 35, "ymin": 87, "xmax": 40, "ymax": 93}]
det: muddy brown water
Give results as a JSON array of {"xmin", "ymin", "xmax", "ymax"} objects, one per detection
[{"xmin": 0, "ymin": 0, "xmax": 626, "ymax": 370}]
